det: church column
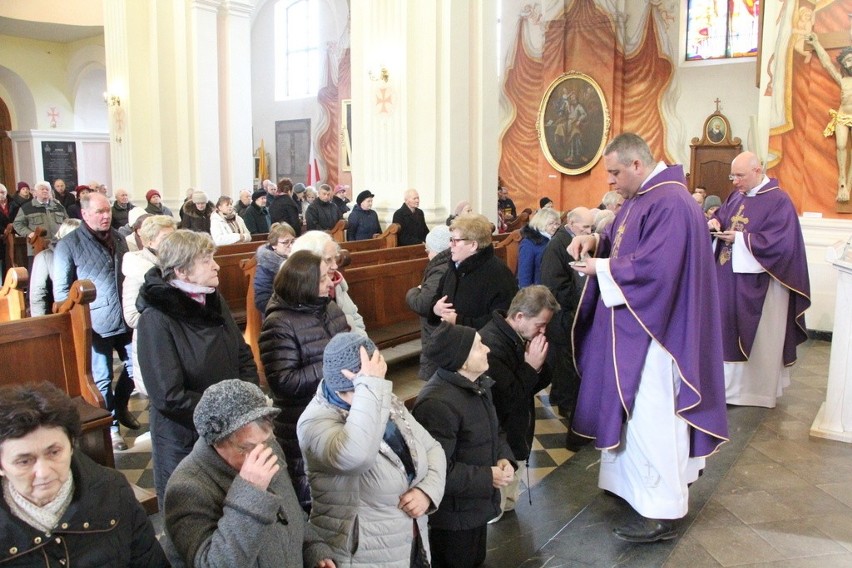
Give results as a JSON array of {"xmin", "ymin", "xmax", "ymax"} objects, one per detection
[
  {"xmin": 351, "ymin": 0, "xmax": 498, "ymax": 225},
  {"xmin": 219, "ymin": 0, "xmax": 255, "ymax": 194}
]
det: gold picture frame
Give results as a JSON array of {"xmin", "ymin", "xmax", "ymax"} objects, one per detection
[{"xmin": 537, "ymin": 71, "xmax": 610, "ymax": 175}]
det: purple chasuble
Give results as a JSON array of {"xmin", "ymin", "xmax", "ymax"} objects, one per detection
[
  {"xmin": 711, "ymin": 181, "xmax": 811, "ymax": 366},
  {"xmin": 572, "ymin": 165, "xmax": 729, "ymax": 458}
]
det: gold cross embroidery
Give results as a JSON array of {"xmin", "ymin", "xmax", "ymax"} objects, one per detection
[
  {"xmin": 611, "ymin": 205, "xmax": 632, "ymax": 259},
  {"xmin": 729, "ymin": 204, "xmax": 749, "ymax": 232}
]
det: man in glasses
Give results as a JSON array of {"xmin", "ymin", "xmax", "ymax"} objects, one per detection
[{"xmin": 708, "ymin": 151, "xmax": 811, "ymax": 409}]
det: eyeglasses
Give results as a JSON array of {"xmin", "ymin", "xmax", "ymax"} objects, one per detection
[
  {"xmin": 728, "ymin": 174, "xmax": 747, "ymax": 181},
  {"xmin": 277, "ymin": 239, "xmax": 294, "ymax": 246},
  {"xmin": 449, "ymin": 237, "xmax": 470, "ymax": 245}
]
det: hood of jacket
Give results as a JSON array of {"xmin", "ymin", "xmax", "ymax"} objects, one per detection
[
  {"xmin": 265, "ymin": 291, "xmax": 331, "ymax": 317},
  {"xmin": 452, "ymin": 243, "xmax": 496, "ymax": 277},
  {"xmin": 256, "ymin": 243, "xmax": 286, "ymax": 273},
  {"xmin": 521, "ymin": 224, "xmax": 548, "ymax": 245},
  {"xmin": 137, "ymin": 267, "xmax": 225, "ymax": 326},
  {"xmin": 181, "ymin": 200, "xmax": 215, "ymax": 219}
]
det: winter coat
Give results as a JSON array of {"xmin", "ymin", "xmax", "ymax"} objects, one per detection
[
  {"xmin": 411, "ymin": 368, "xmax": 515, "ymax": 531},
  {"xmin": 305, "ymin": 199, "xmax": 342, "ymax": 231},
  {"xmin": 268, "ymin": 193, "xmax": 302, "ymax": 236},
  {"xmin": 259, "ymin": 294, "xmax": 349, "ymax": 509},
  {"xmin": 430, "ymin": 244, "xmax": 518, "ymax": 330},
  {"xmin": 165, "ymin": 437, "xmax": 333, "ymax": 568},
  {"xmin": 329, "ymin": 270, "xmax": 367, "ymax": 335},
  {"xmin": 539, "ymin": 227, "xmax": 582, "ymax": 343},
  {"xmin": 54, "ymin": 190, "xmax": 77, "ymax": 212},
  {"xmin": 122, "ymin": 248, "xmax": 158, "ymax": 396},
  {"xmin": 0, "ymin": 452, "xmax": 168, "ymax": 567},
  {"xmin": 346, "ymin": 205, "xmax": 382, "ymax": 241},
  {"xmin": 332, "ymin": 195, "xmax": 350, "ymax": 217},
  {"xmin": 479, "ymin": 311, "xmax": 552, "ymax": 461},
  {"xmin": 28, "ymin": 245, "xmax": 56, "ymax": 316},
  {"xmin": 517, "ymin": 225, "xmax": 550, "ymax": 287},
  {"xmin": 12, "ymin": 199, "xmax": 68, "ymax": 255},
  {"xmin": 209, "ymin": 211, "xmax": 252, "ymax": 246},
  {"xmin": 253, "ymin": 244, "xmax": 285, "ymax": 315},
  {"xmin": 298, "ymin": 375, "xmax": 446, "ymax": 567},
  {"xmin": 180, "ymin": 201, "xmax": 215, "ymax": 233},
  {"xmin": 391, "ymin": 204, "xmax": 429, "ymax": 246},
  {"xmin": 136, "ymin": 268, "xmax": 259, "ymax": 496},
  {"xmin": 111, "ymin": 202, "xmax": 135, "ymax": 230},
  {"xmin": 145, "ymin": 202, "xmax": 174, "ymax": 217},
  {"xmin": 243, "ymin": 203, "xmax": 272, "ymax": 234},
  {"xmin": 53, "ymin": 224, "xmax": 129, "ymax": 337},
  {"xmin": 405, "ymin": 248, "xmax": 451, "ymax": 379}
]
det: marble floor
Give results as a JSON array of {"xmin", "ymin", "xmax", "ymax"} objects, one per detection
[{"xmin": 122, "ymin": 339, "xmax": 852, "ymax": 567}]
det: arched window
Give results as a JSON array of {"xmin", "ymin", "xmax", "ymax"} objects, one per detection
[
  {"xmin": 685, "ymin": 0, "xmax": 760, "ymax": 61},
  {"xmin": 275, "ymin": 0, "xmax": 321, "ymax": 100}
]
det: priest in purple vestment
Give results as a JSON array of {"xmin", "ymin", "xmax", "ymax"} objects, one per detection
[
  {"xmin": 708, "ymin": 151, "xmax": 811, "ymax": 408},
  {"xmin": 568, "ymin": 133, "xmax": 728, "ymax": 543}
]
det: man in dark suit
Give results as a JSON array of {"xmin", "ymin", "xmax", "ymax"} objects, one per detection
[{"xmin": 391, "ymin": 189, "xmax": 429, "ymax": 246}]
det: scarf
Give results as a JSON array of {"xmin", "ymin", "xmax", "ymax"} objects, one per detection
[
  {"xmin": 83, "ymin": 221, "xmax": 115, "ymax": 256},
  {"xmin": 2, "ymin": 475, "xmax": 74, "ymax": 534},
  {"xmin": 321, "ymin": 381, "xmax": 416, "ymax": 482},
  {"xmin": 169, "ymin": 279, "xmax": 215, "ymax": 305},
  {"xmin": 223, "ymin": 212, "xmax": 242, "ymax": 233}
]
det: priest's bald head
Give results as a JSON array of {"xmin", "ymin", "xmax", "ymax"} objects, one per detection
[
  {"xmin": 729, "ymin": 151, "xmax": 764, "ymax": 194},
  {"xmin": 603, "ymin": 133, "xmax": 656, "ymax": 200}
]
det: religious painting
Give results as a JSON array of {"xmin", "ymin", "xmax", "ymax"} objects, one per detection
[
  {"xmin": 706, "ymin": 117, "xmax": 727, "ymax": 144},
  {"xmin": 537, "ymin": 72, "xmax": 610, "ymax": 175},
  {"xmin": 341, "ymin": 99, "xmax": 352, "ymax": 171}
]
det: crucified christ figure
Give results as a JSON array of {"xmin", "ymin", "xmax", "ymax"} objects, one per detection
[{"xmin": 807, "ymin": 31, "xmax": 852, "ymax": 202}]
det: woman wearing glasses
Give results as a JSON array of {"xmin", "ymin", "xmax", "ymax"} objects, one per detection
[{"xmin": 253, "ymin": 222, "xmax": 297, "ymax": 316}]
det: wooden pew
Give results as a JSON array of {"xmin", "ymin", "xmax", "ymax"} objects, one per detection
[
  {"xmin": 4, "ymin": 225, "xmax": 48, "ymax": 268},
  {"xmin": 0, "ymin": 267, "xmax": 28, "ymax": 321},
  {"xmin": 329, "ymin": 219, "xmax": 346, "ymax": 242},
  {"xmin": 344, "ymin": 244, "xmax": 427, "ymax": 269},
  {"xmin": 506, "ymin": 208, "xmax": 532, "ymax": 232},
  {"xmin": 343, "ymin": 256, "xmax": 429, "ymax": 348},
  {"xmin": 0, "ymin": 279, "xmax": 159, "ymax": 514},
  {"xmin": 494, "ymin": 229, "xmax": 522, "ymax": 276},
  {"xmin": 240, "ymin": 256, "xmax": 265, "ymax": 382},
  {"xmin": 341, "ymin": 223, "xmax": 399, "ymax": 252}
]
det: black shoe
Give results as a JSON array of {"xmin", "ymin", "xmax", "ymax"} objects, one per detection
[
  {"xmin": 116, "ymin": 405, "xmax": 140, "ymax": 430},
  {"xmin": 613, "ymin": 517, "xmax": 677, "ymax": 543},
  {"xmin": 565, "ymin": 432, "xmax": 589, "ymax": 452}
]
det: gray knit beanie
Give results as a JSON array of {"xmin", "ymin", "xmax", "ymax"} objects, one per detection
[
  {"xmin": 293, "ymin": 183, "xmax": 307, "ymax": 195},
  {"xmin": 425, "ymin": 225, "xmax": 451, "ymax": 254},
  {"xmin": 194, "ymin": 380, "xmax": 280, "ymax": 445},
  {"xmin": 323, "ymin": 333, "xmax": 377, "ymax": 392}
]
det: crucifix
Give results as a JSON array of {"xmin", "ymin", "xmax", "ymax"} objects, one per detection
[
  {"xmin": 714, "ymin": 98, "xmax": 722, "ymax": 113},
  {"xmin": 805, "ymin": 15, "xmax": 852, "ymax": 204}
]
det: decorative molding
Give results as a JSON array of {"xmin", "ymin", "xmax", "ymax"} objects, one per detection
[{"xmin": 9, "ymin": 130, "xmax": 109, "ymax": 142}]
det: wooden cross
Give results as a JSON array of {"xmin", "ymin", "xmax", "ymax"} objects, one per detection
[
  {"xmin": 714, "ymin": 98, "xmax": 721, "ymax": 112},
  {"xmin": 803, "ymin": 14, "xmax": 852, "ymax": 52}
]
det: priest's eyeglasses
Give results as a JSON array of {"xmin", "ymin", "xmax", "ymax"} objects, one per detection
[{"xmin": 728, "ymin": 173, "xmax": 747, "ymax": 181}]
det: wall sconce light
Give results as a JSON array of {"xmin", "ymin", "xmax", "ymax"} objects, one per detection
[
  {"xmin": 368, "ymin": 66, "xmax": 389, "ymax": 83},
  {"xmin": 103, "ymin": 92, "xmax": 121, "ymax": 107}
]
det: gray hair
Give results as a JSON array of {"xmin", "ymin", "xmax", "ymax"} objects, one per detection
[
  {"xmin": 604, "ymin": 133, "xmax": 654, "ymax": 167},
  {"xmin": 56, "ymin": 219, "xmax": 82, "ymax": 240},
  {"xmin": 157, "ymin": 229, "xmax": 216, "ymax": 282},
  {"xmin": 601, "ymin": 191, "xmax": 621, "ymax": 209},
  {"xmin": 291, "ymin": 230, "xmax": 338, "ymax": 256},
  {"xmin": 33, "ymin": 181, "xmax": 51, "ymax": 192},
  {"xmin": 528, "ymin": 207, "xmax": 561, "ymax": 233},
  {"xmin": 594, "ymin": 209, "xmax": 615, "ymax": 234},
  {"xmin": 507, "ymin": 285, "xmax": 560, "ymax": 318},
  {"xmin": 139, "ymin": 215, "xmax": 178, "ymax": 246}
]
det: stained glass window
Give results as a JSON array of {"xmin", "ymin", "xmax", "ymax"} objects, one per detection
[
  {"xmin": 686, "ymin": 0, "xmax": 760, "ymax": 61},
  {"xmin": 275, "ymin": 0, "xmax": 321, "ymax": 100}
]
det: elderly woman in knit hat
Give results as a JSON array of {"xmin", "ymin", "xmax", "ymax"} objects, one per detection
[
  {"xmin": 180, "ymin": 190, "xmax": 215, "ymax": 233},
  {"xmin": 165, "ymin": 380, "xmax": 335, "ymax": 568},
  {"xmin": 406, "ymin": 224, "xmax": 453, "ymax": 379},
  {"xmin": 242, "ymin": 189, "xmax": 272, "ymax": 235},
  {"xmin": 411, "ymin": 322, "xmax": 516, "ymax": 568},
  {"xmin": 298, "ymin": 333, "xmax": 446, "ymax": 568},
  {"xmin": 345, "ymin": 189, "xmax": 382, "ymax": 241}
]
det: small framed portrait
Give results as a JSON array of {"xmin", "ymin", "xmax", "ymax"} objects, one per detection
[
  {"xmin": 537, "ymin": 71, "xmax": 610, "ymax": 175},
  {"xmin": 706, "ymin": 116, "xmax": 727, "ymax": 144}
]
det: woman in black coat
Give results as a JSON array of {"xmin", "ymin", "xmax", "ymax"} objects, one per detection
[
  {"xmin": 259, "ymin": 250, "xmax": 349, "ymax": 511},
  {"xmin": 412, "ymin": 322, "xmax": 516, "ymax": 568},
  {"xmin": 136, "ymin": 229, "xmax": 259, "ymax": 504},
  {"xmin": 179, "ymin": 190, "xmax": 215, "ymax": 233}
]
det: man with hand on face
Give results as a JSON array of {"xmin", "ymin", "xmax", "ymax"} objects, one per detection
[
  {"xmin": 568, "ymin": 132, "xmax": 728, "ymax": 543},
  {"xmin": 708, "ymin": 151, "xmax": 810, "ymax": 408},
  {"xmin": 479, "ymin": 285, "xmax": 558, "ymax": 519}
]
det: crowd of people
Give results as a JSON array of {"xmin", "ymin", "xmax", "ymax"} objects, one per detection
[{"xmin": 0, "ymin": 133, "xmax": 812, "ymax": 566}]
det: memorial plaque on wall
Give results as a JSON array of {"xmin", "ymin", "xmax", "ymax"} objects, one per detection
[{"xmin": 41, "ymin": 141, "xmax": 78, "ymax": 190}]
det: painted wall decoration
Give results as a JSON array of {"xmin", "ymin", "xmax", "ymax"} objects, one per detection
[{"xmin": 537, "ymin": 72, "xmax": 610, "ymax": 175}]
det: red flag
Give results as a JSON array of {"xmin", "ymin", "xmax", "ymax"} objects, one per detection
[{"xmin": 307, "ymin": 148, "xmax": 320, "ymax": 186}]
